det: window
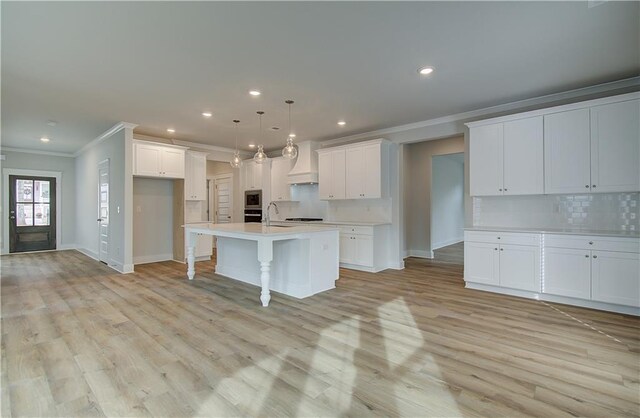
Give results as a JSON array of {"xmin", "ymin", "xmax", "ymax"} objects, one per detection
[{"xmin": 15, "ymin": 179, "xmax": 50, "ymax": 226}]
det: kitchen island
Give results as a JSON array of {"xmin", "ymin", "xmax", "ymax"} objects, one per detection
[{"xmin": 184, "ymin": 223, "xmax": 339, "ymax": 306}]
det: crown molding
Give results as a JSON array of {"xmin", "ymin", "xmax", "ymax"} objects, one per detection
[
  {"xmin": 321, "ymin": 76, "xmax": 640, "ymax": 147},
  {"xmin": 0, "ymin": 147, "xmax": 75, "ymax": 158},
  {"xmin": 170, "ymin": 138, "xmax": 253, "ymax": 157},
  {"xmin": 74, "ymin": 121, "xmax": 138, "ymax": 157}
]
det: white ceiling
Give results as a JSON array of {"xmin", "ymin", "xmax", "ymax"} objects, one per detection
[{"xmin": 2, "ymin": 1, "xmax": 639, "ymax": 154}]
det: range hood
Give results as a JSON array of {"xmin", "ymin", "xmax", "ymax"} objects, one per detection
[{"xmin": 287, "ymin": 141, "xmax": 320, "ymax": 184}]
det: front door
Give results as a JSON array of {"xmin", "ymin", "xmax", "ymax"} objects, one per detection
[
  {"xmin": 9, "ymin": 175, "xmax": 56, "ymax": 253},
  {"xmin": 98, "ymin": 160, "xmax": 110, "ymax": 263}
]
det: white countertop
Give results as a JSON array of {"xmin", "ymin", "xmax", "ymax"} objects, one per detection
[
  {"xmin": 466, "ymin": 226, "xmax": 640, "ymax": 238},
  {"xmin": 184, "ymin": 222, "xmax": 338, "ymax": 237},
  {"xmin": 272, "ymin": 220, "xmax": 390, "ymax": 227}
]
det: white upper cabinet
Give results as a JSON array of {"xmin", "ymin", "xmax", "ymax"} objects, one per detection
[
  {"xmin": 319, "ymin": 139, "xmax": 388, "ymax": 201},
  {"xmin": 270, "ymin": 157, "xmax": 295, "ymax": 201},
  {"xmin": 185, "ymin": 151, "xmax": 207, "ymax": 200},
  {"xmin": 469, "ymin": 116, "xmax": 543, "ymax": 196},
  {"xmin": 469, "ymin": 123, "xmax": 504, "ymax": 196},
  {"xmin": 318, "ymin": 149, "xmax": 346, "ymax": 200},
  {"xmin": 133, "ymin": 141, "xmax": 186, "ymax": 179},
  {"xmin": 346, "ymin": 144, "xmax": 382, "ymax": 199},
  {"xmin": 503, "ymin": 116, "xmax": 544, "ymax": 195},
  {"xmin": 590, "ymin": 99, "xmax": 640, "ymax": 193},
  {"xmin": 243, "ymin": 160, "xmax": 263, "ymax": 191},
  {"xmin": 544, "ymin": 108, "xmax": 591, "ymax": 194}
]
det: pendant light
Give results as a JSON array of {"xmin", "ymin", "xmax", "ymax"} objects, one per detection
[
  {"xmin": 230, "ymin": 120, "xmax": 243, "ymax": 168},
  {"xmin": 253, "ymin": 111, "xmax": 268, "ymax": 164},
  {"xmin": 282, "ymin": 100, "xmax": 298, "ymax": 159}
]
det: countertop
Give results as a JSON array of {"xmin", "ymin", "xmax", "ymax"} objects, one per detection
[
  {"xmin": 184, "ymin": 222, "xmax": 338, "ymax": 237},
  {"xmin": 466, "ymin": 226, "xmax": 640, "ymax": 238},
  {"xmin": 271, "ymin": 220, "xmax": 391, "ymax": 227}
]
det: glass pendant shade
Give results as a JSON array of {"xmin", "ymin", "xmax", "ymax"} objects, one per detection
[
  {"xmin": 230, "ymin": 151, "xmax": 243, "ymax": 168},
  {"xmin": 282, "ymin": 137, "xmax": 297, "ymax": 159},
  {"xmin": 254, "ymin": 145, "xmax": 267, "ymax": 164}
]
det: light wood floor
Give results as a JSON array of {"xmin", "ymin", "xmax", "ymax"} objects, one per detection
[
  {"xmin": 433, "ymin": 242, "xmax": 464, "ymax": 265},
  {"xmin": 1, "ymin": 250, "xmax": 639, "ymax": 417}
]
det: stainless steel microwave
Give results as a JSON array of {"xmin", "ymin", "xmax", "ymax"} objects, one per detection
[{"xmin": 244, "ymin": 190, "xmax": 262, "ymax": 209}]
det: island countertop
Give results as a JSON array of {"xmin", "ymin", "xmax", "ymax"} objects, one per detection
[{"xmin": 184, "ymin": 222, "xmax": 338, "ymax": 237}]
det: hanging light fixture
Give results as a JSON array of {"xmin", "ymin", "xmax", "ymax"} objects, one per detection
[
  {"xmin": 230, "ymin": 119, "xmax": 243, "ymax": 168},
  {"xmin": 253, "ymin": 111, "xmax": 268, "ymax": 164},
  {"xmin": 282, "ymin": 100, "xmax": 298, "ymax": 159}
]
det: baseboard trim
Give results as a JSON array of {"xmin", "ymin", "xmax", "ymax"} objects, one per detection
[
  {"xmin": 76, "ymin": 247, "xmax": 99, "ymax": 261},
  {"xmin": 405, "ymin": 250, "xmax": 434, "ymax": 259},
  {"xmin": 431, "ymin": 237, "xmax": 463, "ymax": 251},
  {"xmin": 134, "ymin": 253, "xmax": 174, "ymax": 265}
]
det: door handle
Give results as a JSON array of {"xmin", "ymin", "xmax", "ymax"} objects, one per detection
[
  {"xmin": 97, "ymin": 218, "xmax": 102, "ymax": 222},
  {"xmin": 9, "ymin": 216, "xmax": 15, "ymax": 220}
]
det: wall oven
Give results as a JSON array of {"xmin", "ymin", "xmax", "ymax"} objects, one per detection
[
  {"xmin": 244, "ymin": 190, "xmax": 262, "ymax": 209},
  {"xmin": 244, "ymin": 209, "xmax": 263, "ymax": 223}
]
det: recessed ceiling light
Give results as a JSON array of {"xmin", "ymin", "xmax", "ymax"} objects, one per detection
[
  {"xmin": 248, "ymin": 144, "xmax": 256, "ymax": 148},
  {"xmin": 249, "ymin": 90, "xmax": 261, "ymax": 96},
  {"xmin": 418, "ymin": 66, "xmax": 434, "ymax": 76},
  {"xmin": 167, "ymin": 128, "xmax": 175, "ymax": 133},
  {"xmin": 202, "ymin": 112, "xmax": 212, "ymax": 118},
  {"xmin": 288, "ymin": 133, "xmax": 296, "ymax": 138},
  {"xmin": 40, "ymin": 137, "xmax": 50, "ymax": 143},
  {"xmin": 337, "ymin": 121, "xmax": 346, "ymax": 126}
]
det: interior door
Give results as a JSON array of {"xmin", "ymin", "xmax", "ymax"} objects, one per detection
[
  {"xmin": 98, "ymin": 160, "xmax": 110, "ymax": 263},
  {"xmin": 213, "ymin": 177, "xmax": 233, "ymax": 224},
  {"xmin": 9, "ymin": 175, "xmax": 56, "ymax": 252}
]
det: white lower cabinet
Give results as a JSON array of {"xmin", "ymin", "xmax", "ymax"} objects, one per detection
[
  {"xmin": 339, "ymin": 230, "xmax": 374, "ymax": 268},
  {"xmin": 464, "ymin": 234, "xmax": 539, "ymax": 291},
  {"xmin": 591, "ymin": 250, "xmax": 640, "ymax": 307},
  {"xmin": 543, "ymin": 247, "xmax": 591, "ymax": 299}
]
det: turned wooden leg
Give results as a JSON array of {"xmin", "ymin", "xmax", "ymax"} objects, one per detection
[
  {"xmin": 259, "ymin": 261, "xmax": 271, "ymax": 307},
  {"xmin": 186, "ymin": 236, "xmax": 196, "ymax": 280}
]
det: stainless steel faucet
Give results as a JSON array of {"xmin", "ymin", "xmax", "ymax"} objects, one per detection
[{"xmin": 265, "ymin": 201, "xmax": 279, "ymax": 226}]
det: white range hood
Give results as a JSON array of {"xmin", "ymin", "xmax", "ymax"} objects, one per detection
[{"xmin": 287, "ymin": 141, "xmax": 320, "ymax": 184}]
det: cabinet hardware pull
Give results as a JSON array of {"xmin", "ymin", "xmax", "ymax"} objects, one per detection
[
  {"xmin": 499, "ymin": 189, "xmax": 502, "ymax": 192},
  {"xmin": 494, "ymin": 248, "xmax": 498, "ymax": 251},
  {"xmin": 592, "ymin": 185, "xmax": 596, "ymax": 188},
  {"xmin": 497, "ymin": 237, "xmax": 501, "ymax": 239},
  {"xmin": 588, "ymin": 241, "xmax": 593, "ymax": 245},
  {"xmin": 585, "ymin": 255, "xmax": 589, "ymax": 258},
  {"xmin": 500, "ymin": 248, "xmax": 503, "ymax": 251},
  {"xmin": 504, "ymin": 188, "xmax": 508, "ymax": 191},
  {"xmin": 593, "ymin": 255, "xmax": 597, "ymax": 259},
  {"xmin": 585, "ymin": 185, "xmax": 589, "ymax": 188}
]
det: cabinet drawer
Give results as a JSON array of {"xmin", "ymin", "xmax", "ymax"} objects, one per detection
[
  {"xmin": 544, "ymin": 234, "xmax": 640, "ymax": 253},
  {"xmin": 465, "ymin": 231, "xmax": 540, "ymax": 246},
  {"xmin": 338, "ymin": 225, "xmax": 373, "ymax": 236}
]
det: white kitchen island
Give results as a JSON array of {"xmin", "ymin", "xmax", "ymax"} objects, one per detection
[{"xmin": 184, "ymin": 223, "xmax": 339, "ymax": 307}]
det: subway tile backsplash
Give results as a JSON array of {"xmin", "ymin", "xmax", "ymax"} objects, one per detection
[{"xmin": 473, "ymin": 193, "xmax": 639, "ymax": 232}]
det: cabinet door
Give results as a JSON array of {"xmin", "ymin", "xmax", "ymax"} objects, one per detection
[
  {"xmin": 134, "ymin": 143, "xmax": 162, "ymax": 176},
  {"xmin": 591, "ymin": 251, "xmax": 640, "ymax": 307},
  {"xmin": 469, "ymin": 123, "xmax": 503, "ymax": 196},
  {"xmin": 331, "ymin": 150, "xmax": 346, "ymax": 199},
  {"xmin": 590, "ymin": 99, "xmax": 640, "ymax": 193},
  {"xmin": 195, "ymin": 234, "xmax": 213, "ymax": 258},
  {"xmin": 318, "ymin": 152, "xmax": 333, "ymax": 199},
  {"xmin": 544, "ymin": 109, "xmax": 591, "ymax": 194},
  {"xmin": 243, "ymin": 162, "xmax": 253, "ymax": 190},
  {"xmin": 270, "ymin": 158, "xmax": 293, "ymax": 201},
  {"xmin": 543, "ymin": 247, "xmax": 591, "ymax": 299},
  {"xmin": 188, "ymin": 153, "xmax": 207, "ymax": 200},
  {"xmin": 464, "ymin": 241, "xmax": 499, "ymax": 285},
  {"xmin": 503, "ymin": 116, "xmax": 544, "ymax": 195},
  {"xmin": 253, "ymin": 161, "xmax": 263, "ymax": 190},
  {"xmin": 363, "ymin": 144, "xmax": 382, "ymax": 199},
  {"xmin": 498, "ymin": 244, "xmax": 540, "ymax": 292},
  {"xmin": 161, "ymin": 148, "xmax": 185, "ymax": 178},
  {"xmin": 355, "ymin": 235, "xmax": 374, "ymax": 267},
  {"xmin": 339, "ymin": 234, "xmax": 356, "ymax": 263},
  {"xmin": 345, "ymin": 147, "xmax": 365, "ymax": 199}
]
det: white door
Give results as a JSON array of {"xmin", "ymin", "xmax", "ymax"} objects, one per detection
[
  {"xmin": 212, "ymin": 176, "xmax": 233, "ymax": 224},
  {"xmin": 318, "ymin": 152, "xmax": 333, "ymax": 199},
  {"xmin": 590, "ymin": 99, "xmax": 640, "ymax": 193},
  {"xmin": 469, "ymin": 123, "xmax": 503, "ymax": 196},
  {"xmin": 464, "ymin": 241, "xmax": 499, "ymax": 285},
  {"xmin": 161, "ymin": 148, "xmax": 185, "ymax": 178},
  {"xmin": 543, "ymin": 247, "xmax": 591, "ymax": 299},
  {"xmin": 331, "ymin": 150, "xmax": 346, "ymax": 200},
  {"xmin": 252, "ymin": 161, "xmax": 263, "ymax": 190},
  {"xmin": 498, "ymin": 244, "xmax": 540, "ymax": 292},
  {"xmin": 339, "ymin": 234, "xmax": 357, "ymax": 264},
  {"xmin": 187, "ymin": 152, "xmax": 207, "ymax": 200},
  {"xmin": 591, "ymin": 250, "xmax": 640, "ymax": 307},
  {"xmin": 345, "ymin": 147, "xmax": 365, "ymax": 199},
  {"xmin": 98, "ymin": 160, "xmax": 110, "ymax": 263},
  {"xmin": 270, "ymin": 158, "xmax": 293, "ymax": 201},
  {"xmin": 503, "ymin": 116, "xmax": 544, "ymax": 195},
  {"xmin": 134, "ymin": 143, "xmax": 162, "ymax": 176},
  {"xmin": 354, "ymin": 235, "xmax": 374, "ymax": 267},
  {"xmin": 544, "ymin": 108, "xmax": 591, "ymax": 194},
  {"xmin": 363, "ymin": 144, "xmax": 382, "ymax": 199}
]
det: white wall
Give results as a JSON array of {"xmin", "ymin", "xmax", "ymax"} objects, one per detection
[
  {"xmin": 75, "ymin": 126, "xmax": 134, "ymax": 272},
  {"xmin": 0, "ymin": 150, "xmax": 76, "ymax": 251},
  {"xmin": 133, "ymin": 178, "xmax": 173, "ymax": 264},
  {"xmin": 431, "ymin": 153, "xmax": 464, "ymax": 250}
]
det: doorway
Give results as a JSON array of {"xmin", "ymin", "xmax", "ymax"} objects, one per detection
[
  {"xmin": 209, "ymin": 175, "xmax": 233, "ymax": 224},
  {"xmin": 98, "ymin": 159, "xmax": 110, "ymax": 263},
  {"xmin": 8, "ymin": 175, "xmax": 56, "ymax": 252},
  {"xmin": 430, "ymin": 152, "xmax": 464, "ymax": 263}
]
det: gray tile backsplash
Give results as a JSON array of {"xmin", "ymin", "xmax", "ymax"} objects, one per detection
[{"xmin": 473, "ymin": 193, "xmax": 639, "ymax": 232}]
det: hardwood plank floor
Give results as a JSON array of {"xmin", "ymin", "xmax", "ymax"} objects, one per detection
[
  {"xmin": 1, "ymin": 250, "xmax": 639, "ymax": 417},
  {"xmin": 433, "ymin": 242, "xmax": 464, "ymax": 265}
]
